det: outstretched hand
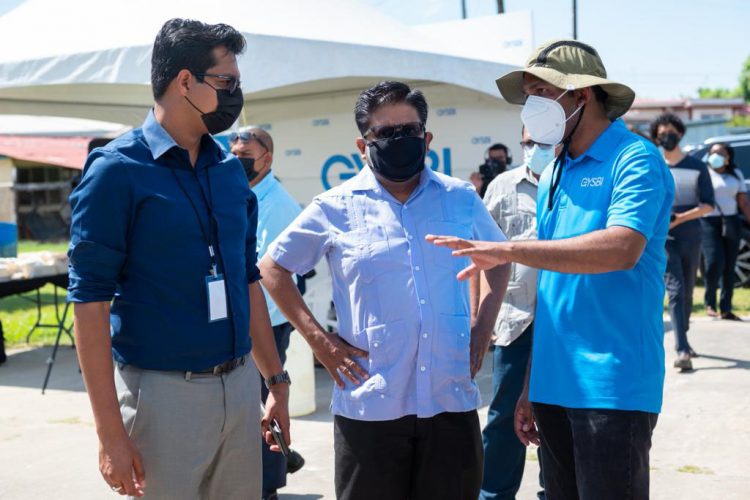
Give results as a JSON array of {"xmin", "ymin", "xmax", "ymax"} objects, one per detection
[{"xmin": 425, "ymin": 235, "xmax": 510, "ymax": 280}]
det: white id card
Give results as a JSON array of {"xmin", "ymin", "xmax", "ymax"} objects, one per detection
[{"xmin": 206, "ymin": 274, "xmax": 228, "ymax": 322}]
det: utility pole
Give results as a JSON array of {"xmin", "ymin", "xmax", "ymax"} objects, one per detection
[
  {"xmin": 461, "ymin": 0, "xmax": 467, "ymax": 19},
  {"xmin": 497, "ymin": 1, "xmax": 505, "ymax": 13},
  {"xmin": 572, "ymin": 0, "xmax": 578, "ymax": 39}
]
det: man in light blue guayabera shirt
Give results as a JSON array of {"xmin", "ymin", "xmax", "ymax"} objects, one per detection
[{"xmin": 259, "ymin": 81, "xmax": 510, "ymax": 500}]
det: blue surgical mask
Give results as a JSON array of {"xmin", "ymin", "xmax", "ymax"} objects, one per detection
[
  {"xmin": 707, "ymin": 153, "xmax": 726, "ymax": 170},
  {"xmin": 524, "ymin": 144, "xmax": 556, "ymax": 175}
]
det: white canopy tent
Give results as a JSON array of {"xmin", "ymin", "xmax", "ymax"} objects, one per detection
[{"xmin": 0, "ymin": 0, "xmax": 529, "ymax": 126}]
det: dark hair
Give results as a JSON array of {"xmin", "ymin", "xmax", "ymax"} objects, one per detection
[
  {"xmin": 649, "ymin": 112, "xmax": 686, "ymax": 140},
  {"xmin": 354, "ymin": 81, "xmax": 428, "ymax": 134},
  {"xmin": 151, "ymin": 18, "xmax": 246, "ymax": 100},
  {"xmin": 488, "ymin": 143, "xmax": 509, "ymax": 156},
  {"xmin": 592, "ymin": 85, "xmax": 608, "ymax": 106},
  {"xmin": 712, "ymin": 142, "xmax": 738, "ymax": 178}
]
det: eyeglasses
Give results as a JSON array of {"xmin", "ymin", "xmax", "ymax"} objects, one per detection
[
  {"xmin": 228, "ymin": 131, "xmax": 270, "ymax": 151},
  {"xmin": 364, "ymin": 122, "xmax": 425, "ymax": 141},
  {"xmin": 195, "ymin": 72, "xmax": 241, "ymax": 94}
]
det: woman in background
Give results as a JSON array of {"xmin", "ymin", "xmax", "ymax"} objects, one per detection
[{"xmin": 702, "ymin": 143, "xmax": 750, "ymax": 320}]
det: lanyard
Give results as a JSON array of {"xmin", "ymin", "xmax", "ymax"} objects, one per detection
[{"xmin": 169, "ymin": 165, "xmax": 219, "ymax": 276}]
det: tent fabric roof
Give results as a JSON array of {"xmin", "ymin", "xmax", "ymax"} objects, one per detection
[
  {"xmin": 0, "ymin": 0, "xmax": 520, "ymax": 125},
  {"xmin": 0, "ymin": 135, "xmax": 91, "ymax": 168}
]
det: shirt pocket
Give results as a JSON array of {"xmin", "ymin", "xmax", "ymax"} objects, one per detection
[
  {"xmin": 336, "ymin": 225, "xmax": 390, "ymax": 284},
  {"xmin": 435, "ymin": 313, "xmax": 471, "ymax": 381},
  {"xmin": 505, "ymin": 213, "xmax": 536, "ymax": 240},
  {"xmin": 346, "ymin": 319, "xmax": 406, "ymax": 400},
  {"xmin": 420, "ymin": 220, "xmax": 472, "ymax": 272}
]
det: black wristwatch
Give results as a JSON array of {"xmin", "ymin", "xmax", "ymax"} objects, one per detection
[{"xmin": 265, "ymin": 370, "xmax": 291, "ymax": 389}]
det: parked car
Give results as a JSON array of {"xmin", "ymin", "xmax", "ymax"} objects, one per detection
[{"xmin": 687, "ymin": 133, "xmax": 750, "ymax": 287}]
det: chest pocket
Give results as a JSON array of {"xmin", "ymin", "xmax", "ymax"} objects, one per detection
[{"xmin": 337, "ymin": 224, "xmax": 390, "ymax": 284}]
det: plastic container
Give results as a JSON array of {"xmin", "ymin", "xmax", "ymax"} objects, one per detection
[
  {"xmin": 286, "ymin": 330, "xmax": 316, "ymax": 417},
  {"xmin": 0, "ymin": 222, "xmax": 17, "ymax": 258}
]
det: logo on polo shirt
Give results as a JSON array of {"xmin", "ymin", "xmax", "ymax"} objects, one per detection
[{"xmin": 580, "ymin": 176, "xmax": 604, "ymax": 188}]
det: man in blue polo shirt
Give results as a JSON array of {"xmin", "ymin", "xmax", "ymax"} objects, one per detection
[
  {"xmin": 429, "ymin": 40, "xmax": 674, "ymax": 499},
  {"xmin": 69, "ymin": 19, "xmax": 289, "ymax": 499}
]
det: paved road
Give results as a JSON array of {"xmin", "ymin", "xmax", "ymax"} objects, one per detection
[{"xmin": 0, "ymin": 316, "xmax": 747, "ymax": 499}]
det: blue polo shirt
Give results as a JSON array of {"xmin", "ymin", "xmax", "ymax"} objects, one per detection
[
  {"xmin": 68, "ymin": 111, "xmax": 260, "ymax": 371},
  {"xmin": 531, "ymin": 119, "xmax": 674, "ymax": 414}
]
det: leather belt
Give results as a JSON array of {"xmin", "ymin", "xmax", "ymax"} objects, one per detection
[{"xmin": 184, "ymin": 354, "xmax": 248, "ymax": 380}]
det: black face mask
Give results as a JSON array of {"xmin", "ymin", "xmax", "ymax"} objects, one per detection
[
  {"xmin": 367, "ymin": 136, "xmax": 426, "ymax": 182},
  {"xmin": 186, "ymin": 87, "xmax": 244, "ymax": 135},
  {"xmin": 658, "ymin": 132, "xmax": 680, "ymax": 152},
  {"xmin": 239, "ymin": 157, "xmax": 258, "ymax": 182}
]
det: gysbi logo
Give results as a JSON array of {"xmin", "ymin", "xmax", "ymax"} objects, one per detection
[{"xmin": 580, "ymin": 176, "xmax": 604, "ymax": 188}]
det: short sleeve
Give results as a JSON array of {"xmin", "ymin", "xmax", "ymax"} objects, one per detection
[
  {"xmin": 696, "ymin": 161, "xmax": 716, "ymax": 205},
  {"xmin": 246, "ymin": 192, "xmax": 262, "ymax": 284},
  {"xmin": 607, "ymin": 147, "xmax": 672, "ymax": 240},
  {"xmin": 737, "ymin": 170, "xmax": 747, "ymax": 194},
  {"xmin": 266, "ymin": 199, "xmax": 332, "ymax": 275},
  {"xmin": 473, "ymin": 191, "xmax": 507, "ymax": 242},
  {"xmin": 67, "ymin": 151, "xmax": 131, "ymax": 302}
]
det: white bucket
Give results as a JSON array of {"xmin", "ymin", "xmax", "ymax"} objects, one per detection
[{"xmin": 286, "ymin": 330, "xmax": 316, "ymax": 417}]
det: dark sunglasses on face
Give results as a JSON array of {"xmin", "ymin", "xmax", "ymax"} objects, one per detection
[
  {"xmin": 364, "ymin": 121, "xmax": 425, "ymax": 141},
  {"xmin": 195, "ymin": 72, "xmax": 242, "ymax": 94},
  {"xmin": 228, "ymin": 131, "xmax": 270, "ymax": 151}
]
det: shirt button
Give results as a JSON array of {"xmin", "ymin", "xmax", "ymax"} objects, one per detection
[
  {"xmin": 380, "ymin": 394, "xmax": 385, "ymax": 399},
  {"xmin": 422, "ymin": 333, "xmax": 428, "ymax": 339},
  {"xmin": 454, "ymin": 387, "xmax": 460, "ymax": 392},
  {"xmin": 460, "ymin": 333, "xmax": 465, "ymax": 338},
  {"xmin": 373, "ymin": 342, "xmax": 379, "ymax": 348},
  {"xmin": 415, "ymin": 266, "xmax": 421, "ymax": 271},
  {"xmin": 420, "ymin": 366, "xmax": 426, "ymax": 372},
  {"xmin": 408, "ymin": 234, "xmax": 414, "ymax": 240},
  {"xmin": 420, "ymin": 299, "xmax": 426, "ymax": 305}
]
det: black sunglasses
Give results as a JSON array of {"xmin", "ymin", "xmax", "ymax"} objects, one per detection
[
  {"xmin": 229, "ymin": 131, "xmax": 270, "ymax": 151},
  {"xmin": 364, "ymin": 121, "xmax": 425, "ymax": 141},
  {"xmin": 195, "ymin": 72, "xmax": 241, "ymax": 94}
]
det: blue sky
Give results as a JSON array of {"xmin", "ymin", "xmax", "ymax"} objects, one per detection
[
  {"xmin": 364, "ymin": 0, "xmax": 749, "ymax": 99},
  {"xmin": 1, "ymin": 0, "xmax": 746, "ymax": 100}
]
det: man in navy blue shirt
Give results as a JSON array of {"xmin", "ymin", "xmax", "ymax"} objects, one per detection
[{"xmin": 69, "ymin": 19, "xmax": 289, "ymax": 499}]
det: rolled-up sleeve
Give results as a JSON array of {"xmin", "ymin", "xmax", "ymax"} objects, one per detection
[
  {"xmin": 607, "ymin": 147, "xmax": 671, "ymax": 240},
  {"xmin": 68, "ymin": 152, "xmax": 131, "ymax": 302},
  {"xmin": 267, "ymin": 199, "xmax": 331, "ymax": 275},
  {"xmin": 246, "ymin": 191, "xmax": 262, "ymax": 284}
]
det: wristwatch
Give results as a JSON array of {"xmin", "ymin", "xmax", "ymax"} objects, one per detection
[{"xmin": 265, "ymin": 370, "xmax": 291, "ymax": 389}]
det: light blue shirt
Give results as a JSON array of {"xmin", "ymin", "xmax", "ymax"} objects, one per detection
[
  {"xmin": 252, "ymin": 173, "xmax": 302, "ymax": 327},
  {"xmin": 532, "ymin": 120, "xmax": 674, "ymax": 414},
  {"xmin": 268, "ymin": 166, "xmax": 506, "ymax": 421}
]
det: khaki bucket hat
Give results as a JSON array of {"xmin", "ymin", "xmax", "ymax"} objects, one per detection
[{"xmin": 496, "ymin": 39, "xmax": 635, "ymax": 120}]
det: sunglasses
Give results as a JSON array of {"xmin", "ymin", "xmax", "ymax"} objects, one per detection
[
  {"xmin": 364, "ymin": 121, "xmax": 425, "ymax": 141},
  {"xmin": 228, "ymin": 131, "xmax": 270, "ymax": 151},
  {"xmin": 195, "ymin": 72, "xmax": 241, "ymax": 94}
]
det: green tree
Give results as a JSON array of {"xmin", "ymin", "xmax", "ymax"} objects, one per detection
[
  {"xmin": 739, "ymin": 55, "xmax": 750, "ymax": 102},
  {"xmin": 696, "ymin": 54, "xmax": 749, "ymax": 102}
]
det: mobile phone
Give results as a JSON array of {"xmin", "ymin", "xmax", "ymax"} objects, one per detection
[{"xmin": 270, "ymin": 419, "xmax": 290, "ymax": 457}]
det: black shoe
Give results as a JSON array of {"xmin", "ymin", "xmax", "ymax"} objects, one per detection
[
  {"xmin": 287, "ymin": 449, "xmax": 306, "ymax": 474},
  {"xmin": 673, "ymin": 352, "xmax": 693, "ymax": 371},
  {"xmin": 262, "ymin": 490, "xmax": 279, "ymax": 500},
  {"xmin": 721, "ymin": 312, "xmax": 743, "ymax": 321}
]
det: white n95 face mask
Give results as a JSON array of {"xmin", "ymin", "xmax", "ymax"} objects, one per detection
[
  {"xmin": 524, "ymin": 144, "xmax": 557, "ymax": 175},
  {"xmin": 520, "ymin": 89, "xmax": 583, "ymax": 146}
]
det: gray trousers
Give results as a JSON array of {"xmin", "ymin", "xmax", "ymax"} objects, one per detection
[{"xmin": 115, "ymin": 357, "xmax": 261, "ymax": 500}]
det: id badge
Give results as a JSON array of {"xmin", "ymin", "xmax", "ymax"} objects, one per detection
[{"xmin": 206, "ymin": 274, "xmax": 228, "ymax": 322}]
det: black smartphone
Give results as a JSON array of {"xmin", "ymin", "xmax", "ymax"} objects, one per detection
[{"xmin": 270, "ymin": 419, "xmax": 290, "ymax": 457}]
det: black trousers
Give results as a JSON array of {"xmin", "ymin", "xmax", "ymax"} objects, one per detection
[
  {"xmin": 664, "ymin": 237, "xmax": 701, "ymax": 353},
  {"xmin": 701, "ymin": 216, "xmax": 741, "ymax": 313},
  {"xmin": 533, "ymin": 403, "xmax": 658, "ymax": 500},
  {"xmin": 334, "ymin": 410, "xmax": 483, "ymax": 500}
]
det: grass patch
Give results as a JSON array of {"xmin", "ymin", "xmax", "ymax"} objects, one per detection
[
  {"xmin": 676, "ymin": 465, "xmax": 714, "ymax": 475},
  {"xmin": 664, "ymin": 285, "xmax": 750, "ymax": 316},
  {"xmin": 1, "ymin": 283, "xmax": 73, "ymax": 348},
  {"xmin": 17, "ymin": 240, "xmax": 69, "ymax": 255}
]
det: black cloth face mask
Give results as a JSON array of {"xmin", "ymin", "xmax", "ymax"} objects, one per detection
[
  {"xmin": 658, "ymin": 132, "xmax": 680, "ymax": 152},
  {"xmin": 367, "ymin": 136, "xmax": 426, "ymax": 182},
  {"xmin": 186, "ymin": 87, "xmax": 244, "ymax": 135},
  {"xmin": 239, "ymin": 157, "xmax": 258, "ymax": 182}
]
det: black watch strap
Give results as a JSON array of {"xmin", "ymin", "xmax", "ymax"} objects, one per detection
[{"xmin": 265, "ymin": 370, "xmax": 291, "ymax": 389}]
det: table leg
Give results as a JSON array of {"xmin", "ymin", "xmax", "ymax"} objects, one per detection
[{"xmin": 41, "ymin": 301, "xmax": 71, "ymax": 394}]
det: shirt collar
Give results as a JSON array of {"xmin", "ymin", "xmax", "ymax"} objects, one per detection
[
  {"xmin": 142, "ymin": 109, "xmax": 180, "ymax": 160},
  {"xmin": 572, "ymin": 119, "xmax": 627, "ymax": 164},
  {"xmin": 251, "ymin": 172, "xmax": 277, "ymax": 200},
  {"xmin": 514, "ymin": 166, "xmax": 539, "ymax": 186}
]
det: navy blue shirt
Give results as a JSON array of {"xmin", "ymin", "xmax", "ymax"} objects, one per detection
[{"xmin": 68, "ymin": 111, "xmax": 260, "ymax": 371}]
